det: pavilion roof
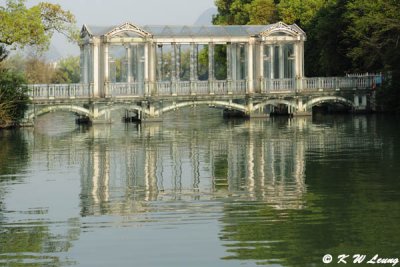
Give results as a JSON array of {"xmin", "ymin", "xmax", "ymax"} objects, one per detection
[{"xmin": 81, "ymin": 22, "xmax": 306, "ymax": 39}]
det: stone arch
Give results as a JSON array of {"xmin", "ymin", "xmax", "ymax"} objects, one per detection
[
  {"xmin": 157, "ymin": 101, "xmax": 247, "ymax": 116},
  {"xmin": 96, "ymin": 103, "xmax": 150, "ymax": 119},
  {"xmin": 252, "ymin": 99, "xmax": 298, "ymax": 113},
  {"xmin": 304, "ymin": 96, "xmax": 354, "ymax": 111},
  {"xmin": 27, "ymin": 105, "xmax": 91, "ymax": 121}
]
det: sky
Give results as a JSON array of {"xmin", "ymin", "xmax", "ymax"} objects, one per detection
[{"xmin": 14, "ymin": 0, "xmax": 216, "ymax": 58}]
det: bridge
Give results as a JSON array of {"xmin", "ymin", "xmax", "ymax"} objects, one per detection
[{"xmin": 23, "ymin": 22, "xmax": 379, "ymax": 125}]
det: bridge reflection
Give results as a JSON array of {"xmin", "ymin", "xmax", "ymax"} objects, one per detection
[
  {"xmin": 23, "ymin": 114, "xmax": 379, "ymax": 217},
  {"xmin": 77, "ymin": 118, "xmax": 310, "ymax": 216}
]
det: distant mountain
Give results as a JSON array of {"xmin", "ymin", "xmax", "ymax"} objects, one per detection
[{"xmin": 194, "ymin": 8, "xmax": 217, "ymax": 26}]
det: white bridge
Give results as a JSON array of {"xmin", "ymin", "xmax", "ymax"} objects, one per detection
[{"xmin": 23, "ymin": 22, "xmax": 379, "ymax": 124}]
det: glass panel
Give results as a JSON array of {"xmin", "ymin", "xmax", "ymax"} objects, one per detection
[
  {"xmin": 215, "ymin": 44, "xmax": 227, "ymax": 80},
  {"xmin": 263, "ymin": 45, "xmax": 271, "ymax": 79},
  {"xmin": 273, "ymin": 46, "xmax": 280, "ymax": 79},
  {"xmin": 197, "ymin": 44, "xmax": 208, "ymax": 81},
  {"xmin": 156, "ymin": 44, "xmax": 172, "ymax": 81},
  {"xmin": 284, "ymin": 44, "xmax": 294, "ymax": 78}
]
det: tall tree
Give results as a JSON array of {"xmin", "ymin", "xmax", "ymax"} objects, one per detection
[
  {"xmin": 277, "ymin": 0, "xmax": 327, "ymax": 28},
  {"xmin": 344, "ymin": 0, "xmax": 400, "ymax": 72},
  {"xmin": 0, "ymin": 0, "xmax": 77, "ymax": 60},
  {"xmin": 213, "ymin": 0, "xmax": 277, "ymax": 25}
]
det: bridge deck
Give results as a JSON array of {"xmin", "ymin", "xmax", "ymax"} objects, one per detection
[{"xmin": 28, "ymin": 76, "xmax": 376, "ymax": 102}]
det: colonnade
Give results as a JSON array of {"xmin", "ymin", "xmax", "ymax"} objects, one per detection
[{"xmin": 80, "ymin": 37, "xmax": 305, "ymax": 97}]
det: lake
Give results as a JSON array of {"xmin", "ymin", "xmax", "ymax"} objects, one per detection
[{"xmin": 1, "ymin": 109, "xmax": 399, "ymax": 267}]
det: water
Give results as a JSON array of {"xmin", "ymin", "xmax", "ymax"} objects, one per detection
[{"xmin": 1, "ymin": 109, "xmax": 400, "ymax": 267}]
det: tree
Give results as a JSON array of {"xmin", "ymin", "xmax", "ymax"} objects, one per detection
[
  {"xmin": 52, "ymin": 56, "xmax": 80, "ymax": 84},
  {"xmin": 213, "ymin": 0, "xmax": 276, "ymax": 25},
  {"xmin": 0, "ymin": 68, "xmax": 29, "ymax": 127},
  {"xmin": 24, "ymin": 55, "xmax": 57, "ymax": 84},
  {"xmin": 277, "ymin": 0, "xmax": 327, "ymax": 28},
  {"xmin": 344, "ymin": 0, "xmax": 400, "ymax": 72},
  {"xmin": 0, "ymin": 0, "xmax": 77, "ymax": 59},
  {"xmin": 247, "ymin": 0, "xmax": 278, "ymax": 25}
]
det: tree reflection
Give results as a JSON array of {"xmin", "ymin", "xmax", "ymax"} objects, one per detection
[
  {"xmin": 0, "ymin": 128, "xmax": 81, "ymax": 267},
  {"xmin": 219, "ymin": 115, "xmax": 400, "ymax": 266}
]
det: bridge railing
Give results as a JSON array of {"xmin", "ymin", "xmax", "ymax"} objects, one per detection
[
  {"xmin": 27, "ymin": 75, "xmax": 379, "ymax": 100},
  {"xmin": 28, "ymin": 84, "xmax": 92, "ymax": 99},
  {"xmin": 109, "ymin": 82, "xmax": 144, "ymax": 97},
  {"xmin": 302, "ymin": 76, "xmax": 375, "ymax": 91},
  {"xmin": 154, "ymin": 80, "xmax": 245, "ymax": 96},
  {"xmin": 262, "ymin": 79, "xmax": 295, "ymax": 93}
]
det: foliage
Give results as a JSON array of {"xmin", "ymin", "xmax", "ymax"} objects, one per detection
[
  {"xmin": 0, "ymin": 0, "xmax": 77, "ymax": 59},
  {"xmin": 344, "ymin": 0, "xmax": 400, "ymax": 72},
  {"xmin": 212, "ymin": 0, "xmax": 400, "ymax": 112},
  {"xmin": 277, "ymin": 0, "xmax": 327, "ymax": 28},
  {"xmin": 24, "ymin": 56, "xmax": 57, "ymax": 84},
  {"xmin": 52, "ymin": 56, "xmax": 80, "ymax": 83},
  {"xmin": 0, "ymin": 67, "xmax": 29, "ymax": 126},
  {"xmin": 213, "ymin": 0, "xmax": 276, "ymax": 25}
]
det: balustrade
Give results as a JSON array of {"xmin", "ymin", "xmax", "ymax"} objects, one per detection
[
  {"xmin": 28, "ymin": 84, "xmax": 92, "ymax": 99},
  {"xmin": 27, "ymin": 75, "xmax": 378, "ymax": 101},
  {"xmin": 109, "ymin": 82, "xmax": 143, "ymax": 97}
]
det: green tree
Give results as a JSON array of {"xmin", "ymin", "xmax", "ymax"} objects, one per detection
[
  {"xmin": 0, "ymin": 0, "xmax": 77, "ymax": 57},
  {"xmin": 344, "ymin": 0, "xmax": 400, "ymax": 72},
  {"xmin": 24, "ymin": 55, "xmax": 57, "ymax": 84},
  {"xmin": 52, "ymin": 56, "xmax": 80, "ymax": 84},
  {"xmin": 213, "ymin": 0, "xmax": 277, "ymax": 25},
  {"xmin": 247, "ymin": 0, "xmax": 278, "ymax": 25},
  {"xmin": 278, "ymin": 0, "xmax": 327, "ymax": 28},
  {"xmin": 0, "ymin": 68, "xmax": 29, "ymax": 127}
]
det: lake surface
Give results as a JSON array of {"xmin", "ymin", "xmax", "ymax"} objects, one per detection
[{"xmin": 0, "ymin": 109, "xmax": 399, "ymax": 267}]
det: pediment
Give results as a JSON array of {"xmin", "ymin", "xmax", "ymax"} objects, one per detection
[
  {"xmin": 105, "ymin": 22, "xmax": 152, "ymax": 38},
  {"xmin": 260, "ymin": 22, "xmax": 305, "ymax": 38}
]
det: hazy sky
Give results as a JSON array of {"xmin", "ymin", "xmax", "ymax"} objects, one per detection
[
  {"xmin": 26, "ymin": 0, "xmax": 215, "ymax": 26},
  {"xmin": 18, "ymin": 0, "xmax": 216, "ymax": 57}
]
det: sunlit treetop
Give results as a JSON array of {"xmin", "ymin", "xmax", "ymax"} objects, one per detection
[{"xmin": 0, "ymin": 0, "xmax": 77, "ymax": 53}]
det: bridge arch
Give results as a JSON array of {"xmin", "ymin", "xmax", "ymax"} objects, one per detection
[
  {"xmin": 252, "ymin": 99, "xmax": 298, "ymax": 113},
  {"xmin": 96, "ymin": 103, "xmax": 150, "ymax": 119},
  {"xmin": 304, "ymin": 96, "xmax": 354, "ymax": 111},
  {"xmin": 27, "ymin": 105, "xmax": 91, "ymax": 121},
  {"xmin": 157, "ymin": 100, "xmax": 247, "ymax": 116}
]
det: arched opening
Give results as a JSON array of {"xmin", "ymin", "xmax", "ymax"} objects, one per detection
[
  {"xmin": 253, "ymin": 100, "xmax": 297, "ymax": 117},
  {"xmin": 305, "ymin": 97, "xmax": 354, "ymax": 115}
]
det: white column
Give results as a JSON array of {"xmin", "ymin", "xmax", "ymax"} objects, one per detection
[
  {"xmin": 362, "ymin": 95, "xmax": 367, "ymax": 107},
  {"xmin": 270, "ymin": 46, "xmax": 274, "ymax": 79},
  {"xmin": 259, "ymin": 43, "xmax": 264, "ymax": 92},
  {"xmin": 92, "ymin": 41, "xmax": 99, "ymax": 97},
  {"xmin": 83, "ymin": 45, "xmax": 89, "ymax": 84},
  {"xmin": 208, "ymin": 43, "xmax": 214, "ymax": 81},
  {"xmin": 157, "ymin": 44, "xmax": 163, "ymax": 82},
  {"xmin": 80, "ymin": 45, "xmax": 84, "ymax": 83},
  {"xmin": 247, "ymin": 41, "xmax": 254, "ymax": 94},
  {"xmin": 171, "ymin": 43, "xmax": 176, "ymax": 81},
  {"xmin": 126, "ymin": 45, "xmax": 132, "ymax": 83},
  {"xmin": 231, "ymin": 43, "xmax": 237, "ymax": 81},
  {"xmin": 144, "ymin": 43, "xmax": 149, "ymax": 95},
  {"xmin": 103, "ymin": 43, "xmax": 109, "ymax": 97},
  {"xmin": 279, "ymin": 45, "xmax": 284, "ymax": 79},
  {"xmin": 176, "ymin": 44, "xmax": 181, "ymax": 81},
  {"xmin": 149, "ymin": 42, "xmax": 156, "ymax": 94},
  {"xmin": 190, "ymin": 43, "xmax": 195, "ymax": 81},
  {"xmin": 227, "ymin": 43, "xmax": 232, "ymax": 80},
  {"xmin": 354, "ymin": 95, "xmax": 360, "ymax": 107}
]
